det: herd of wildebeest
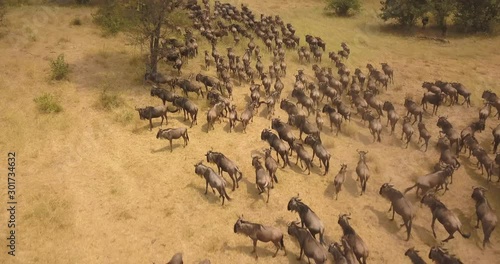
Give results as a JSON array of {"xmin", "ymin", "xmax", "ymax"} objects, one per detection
[{"xmin": 135, "ymin": 1, "xmax": 500, "ymax": 263}]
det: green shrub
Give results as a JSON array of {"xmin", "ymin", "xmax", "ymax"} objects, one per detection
[
  {"xmin": 50, "ymin": 54, "xmax": 69, "ymax": 80},
  {"xmin": 379, "ymin": 0, "xmax": 429, "ymax": 28},
  {"xmin": 454, "ymin": 0, "xmax": 500, "ymax": 33},
  {"xmin": 98, "ymin": 89, "xmax": 123, "ymax": 110},
  {"xmin": 71, "ymin": 17, "xmax": 82, "ymax": 26},
  {"xmin": 92, "ymin": 1, "xmax": 130, "ymax": 35},
  {"xmin": 326, "ymin": 0, "xmax": 361, "ymax": 16},
  {"xmin": 34, "ymin": 93, "xmax": 63, "ymax": 113}
]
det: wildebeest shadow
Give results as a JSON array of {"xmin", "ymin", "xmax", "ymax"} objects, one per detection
[
  {"xmin": 357, "ymin": 131, "xmax": 374, "ymax": 145},
  {"xmin": 186, "ymin": 182, "xmax": 222, "ymax": 205},
  {"xmin": 240, "ymin": 177, "xmax": 262, "ymax": 202},
  {"xmin": 344, "ymin": 170, "xmax": 361, "ymax": 197},
  {"xmin": 223, "ymin": 243, "xmax": 290, "ymax": 261},
  {"xmin": 412, "ymin": 223, "xmax": 437, "ymax": 245},
  {"xmin": 152, "ymin": 142, "xmax": 183, "ymax": 153},
  {"xmin": 132, "ymin": 123, "xmax": 163, "ymax": 134},
  {"xmin": 363, "ymin": 205, "xmax": 401, "ymax": 237}
]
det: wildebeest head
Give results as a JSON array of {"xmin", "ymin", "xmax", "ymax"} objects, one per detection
[
  {"xmin": 194, "ymin": 161, "xmax": 205, "ymax": 176},
  {"xmin": 356, "ymin": 149, "xmax": 368, "ymax": 161},
  {"xmin": 156, "ymin": 128, "xmax": 164, "ymax": 139},
  {"xmin": 135, "ymin": 107, "xmax": 148, "ymax": 120},
  {"xmin": 420, "ymin": 192, "xmax": 438, "ymax": 206},
  {"xmin": 338, "ymin": 213, "xmax": 352, "ymax": 230},
  {"xmin": 233, "ymin": 215, "xmax": 244, "ymax": 233},
  {"xmin": 205, "ymin": 150, "xmax": 214, "ymax": 163},
  {"xmin": 471, "ymin": 186, "xmax": 487, "ymax": 201},
  {"xmin": 287, "ymin": 195, "xmax": 301, "ymax": 211},
  {"xmin": 379, "ymin": 183, "xmax": 394, "ymax": 196},
  {"xmin": 287, "ymin": 220, "xmax": 301, "ymax": 235}
]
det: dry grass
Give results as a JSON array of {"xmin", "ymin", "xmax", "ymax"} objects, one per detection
[{"xmin": 0, "ymin": 1, "xmax": 500, "ymax": 264}]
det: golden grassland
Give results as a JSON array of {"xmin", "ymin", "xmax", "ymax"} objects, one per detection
[{"xmin": 0, "ymin": 0, "xmax": 500, "ymax": 263}]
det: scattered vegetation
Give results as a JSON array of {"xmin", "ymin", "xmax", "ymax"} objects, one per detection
[
  {"xmin": 114, "ymin": 109, "xmax": 134, "ymax": 124},
  {"xmin": 70, "ymin": 17, "xmax": 82, "ymax": 26},
  {"xmin": 379, "ymin": 0, "xmax": 500, "ymax": 33},
  {"xmin": 97, "ymin": 89, "xmax": 124, "ymax": 111},
  {"xmin": 325, "ymin": 0, "xmax": 361, "ymax": 16},
  {"xmin": 34, "ymin": 93, "xmax": 63, "ymax": 113},
  {"xmin": 92, "ymin": 0, "xmax": 131, "ymax": 36},
  {"xmin": 50, "ymin": 54, "xmax": 70, "ymax": 80}
]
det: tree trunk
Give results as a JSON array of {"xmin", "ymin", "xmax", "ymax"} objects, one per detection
[{"xmin": 149, "ymin": 14, "xmax": 163, "ymax": 74}]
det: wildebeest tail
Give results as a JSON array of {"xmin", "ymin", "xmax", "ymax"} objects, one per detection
[
  {"xmin": 184, "ymin": 130, "xmax": 190, "ymax": 142},
  {"xmin": 362, "ymin": 179, "xmax": 367, "ymax": 193},
  {"xmin": 404, "ymin": 184, "xmax": 417, "ymax": 194},
  {"xmin": 223, "ymin": 188, "xmax": 231, "ymax": 201},
  {"xmin": 236, "ymin": 167, "xmax": 243, "ymax": 181},
  {"xmin": 319, "ymin": 230, "xmax": 325, "ymax": 245},
  {"xmin": 458, "ymin": 228, "xmax": 470, "ymax": 239}
]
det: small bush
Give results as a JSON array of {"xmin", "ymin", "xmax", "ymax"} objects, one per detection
[
  {"xmin": 114, "ymin": 109, "xmax": 133, "ymax": 124},
  {"xmin": 98, "ymin": 89, "xmax": 123, "ymax": 110},
  {"xmin": 326, "ymin": 0, "xmax": 361, "ymax": 16},
  {"xmin": 34, "ymin": 93, "xmax": 63, "ymax": 113},
  {"xmin": 71, "ymin": 17, "xmax": 82, "ymax": 26},
  {"xmin": 50, "ymin": 54, "xmax": 69, "ymax": 80},
  {"xmin": 92, "ymin": 1, "xmax": 130, "ymax": 35}
]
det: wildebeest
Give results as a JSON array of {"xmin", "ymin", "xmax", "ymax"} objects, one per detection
[
  {"xmin": 291, "ymin": 140, "xmax": 314, "ymax": 175},
  {"xmin": 322, "ymin": 104, "xmax": 343, "ymax": 135},
  {"xmin": 492, "ymin": 124, "xmax": 500, "ymax": 153},
  {"xmin": 261, "ymin": 129, "xmax": 290, "ymax": 167},
  {"xmin": 428, "ymin": 246, "xmax": 463, "ymax": 264},
  {"xmin": 379, "ymin": 183, "xmax": 415, "ymax": 240},
  {"xmin": 361, "ymin": 111, "xmax": 382, "ymax": 143},
  {"xmin": 327, "ymin": 242, "xmax": 347, "ymax": 264},
  {"xmin": 304, "ymin": 134, "xmax": 331, "ymax": 175},
  {"xmin": 436, "ymin": 116, "xmax": 461, "ymax": 154},
  {"xmin": 404, "ymin": 247, "xmax": 426, "ymax": 264},
  {"xmin": 206, "ymin": 102, "xmax": 225, "ymax": 132},
  {"xmin": 233, "ymin": 215, "xmax": 286, "ymax": 259},
  {"xmin": 332, "ymin": 97, "xmax": 351, "ymax": 122},
  {"xmin": 172, "ymin": 96, "xmax": 198, "ymax": 127},
  {"xmin": 404, "ymin": 166, "xmax": 454, "ymax": 197},
  {"xmin": 292, "ymin": 88, "xmax": 315, "ymax": 116},
  {"xmin": 264, "ymin": 148, "xmax": 279, "ymax": 184},
  {"xmin": 421, "ymin": 92, "xmax": 445, "ymax": 115},
  {"xmin": 420, "ymin": 193, "xmax": 470, "ymax": 242},
  {"xmin": 252, "ymin": 156, "xmax": 272, "ymax": 203},
  {"xmin": 438, "ymin": 142, "xmax": 461, "ymax": 176},
  {"xmin": 450, "ymin": 82, "xmax": 471, "ymax": 107},
  {"xmin": 401, "ymin": 116, "xmax": 414, "ymax": 148},
  {"xmin": 338, "ymin": 214, "xmax": 369, "ymax": 264},
  {"xmin": 287, "ymin": 221, "xmax": 327, "ymax": 264},
  {"xmin": 136, "ymin": 105, "xmax": 179, "ymax": 131},
  {"xmin": 193, "ymin": 161, "xmax": 231, "ymax": 206},
  {"xmin": 271, "ymin": 118, "xmax": 296, "ymax": 155},
  {"xmin": 205, "ymin": 150, "xmax": 242, "ymax": 191},
  {"xmin": 196, "ymin": 73, "xmax": 220, "ymax": 91},
  {"xmin": 151, "ymin": 86, "xmax": 176, "ymax": 105},
  {"xmin": 287, "ymin": 196, "xmax": 325, "ymax": 245},
  {"xmin": 288, "ymin": 114, "xmax": 321, "ymax": 140},
  {"xmin": 381, "ymin": 63, "xmax": 394, "ymax": 83},
  {"xmin": 176, "ymin": 78, "xmax": 204, "ymax": 98},
  {"xmin": 333, "ymin": 163, "xmax": 347, "ymax": 200},
  {"xmin": 156, "ymin": 128, "xmax": 189, "ymax": 152},
  {"xmin": 382, "ymin": 101, "xmax": 400, "ymax": 134},
  {"xmin": 239, "ymin": 101, "xmax": 258, "ymax": 133},
  {"xmin": 471, "ymin": 186, "xmax": 497, "ymax": 248},
  {"xmin": 404, "ymin": 98, "xmax": 423, "ymax": 124},
  {"xmin": 417, "ymin": 122, "xmax": 432, "ymax": 152},
  {"xmin": 355, "ymin": 150, "xmax": 370, "ymax": 195},
  {"xmin": 167, "ymin": 252, "xmax": 183, "ymax": 264}
]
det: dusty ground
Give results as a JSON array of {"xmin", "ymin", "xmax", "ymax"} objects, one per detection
[{"xmin": 0, "ymin": 0, "xmax": 500, "ymax": 263}]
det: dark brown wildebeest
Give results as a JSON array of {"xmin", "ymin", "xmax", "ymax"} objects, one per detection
[
  {"xmin": 206, "ymin": 102, "xmax": 225, "ymax": 132},
  {"xmin": 401, "ymin": 116, "xmax": 414, "ymax": 148},
  {"xmin": 156, "ymin": 127, "xmax": 189, "ymax": 152},
  {"xmin": 193, "ymin": 161, "xmax": 231, "ymax": 206},
  {"xmin": 205, "ymin": 150, "xmax": 243, "ymax": 191},
  {"xmin": 382, "ymin": 101, "xmax": 400, "ymax": 135},
  {"xmin": 355, "ymin": 150, "xmax": 370, "ymax": 195},
  {"xmin": 404, "ymin": 98, "xmax": 423, "ymax": 124},
  {"xmin": 261, "ymin": 129, "xmax": 290, "ymax": 167},
  {"xmin": 172, "ymin": 96, "xmax": 198, "ymax": 127},
  {"xmin": 438, "ymin": 142, "xmax": 461, "ymax": 177},
  {"xmin": 379, "ymin": 183, "xmax": 415, "ymax": 241},
  {"xmin": 361, "ymin": 111, "xmax": 382, "ymax": 143},
  {"xmin": 338, "ymin": 214, "xmax": 369, "ymax": 264},
  {"xmin": 233, "ymin": 216, "xmax": 286, "ymax": 259},
  {"xmin": 417, "ymin": 122, "xmax": 432, "ymax": 152},
  {"xmin": 327, "ymin": 243, "xmax": 347, "ymax": 264},
  {"xmin": 176, "ymin": 78, "xmax": 204, "ymax": 98},
  {"xmin": 471, "ymin": 186, "xmax": 497, "ymax": 248},
  {"xmin": 479, "ymin": 102, "xmax": 491, "ymax": 120},
  {"xmin": 196, "ymin": 73, "xmax": 220, "ymax": 91},
  {"xmin": 332, "ymin": 97, "xmax": 351, "ymax": 122},
  {"xmin": 264, "ymin": 148, "xmax": 279, "ymax": 184},
  {"xmin": 304, "ymin": 134, "xmax": 331, "ymax": 175},
  {"xmin": 287, "ymin": 221, "xmax": 327, "ymax": 264},
  {"xmin": 151, "ymin": 86, "xmax": 176, "ymax": 105},
  {"xmin": 292, "ymin": 88, "xmax": 315, "ymax": 116},
  {"xmin": 288, "ymin": 114, "xmax": 320, "ymax": 140},
  {"xmin": 167, "ymin": 252, "xmax": 183, "ymax": 264},
  {"xmin": 420, "ymin": 193, "xmax": 471, "ymax": 242},
  {"xmin": 364, "ymin": 91, "xmax": 384, "ymax": 117},
  {"xmin": 421, "ymin": 92, "xmax": 445, "ymax": 115},
  {"xmin": 381, "ymin": 63, "xmax": 394, "ymax": 83},
  {"xmin": 291, "ymin": 140, "xmax": 314, "ymax": 175},
  {"xmin": 428, "ymin": 246, "xmax": 463, "ymax": 264},
  {"xmin": 482, "ymin": 90, "xmax": 500, "ymax": 118},
  {"xmin": 322, "ymin": 104, "xmax": 343, "ymax": 135},
  {"xmin": 287, "ymin": 196, "xmax": 325, "ymax": 245},
  {"xmin": 436, "ymin": 116, "xmax": 461, "ymax": 154},
  {"xmin": 404, "ymin": 166, "xmax": 454, "ymax": 197},
  {"xmin": 491, "ymin": 124, "xmax": 500, "ymax": 153},
  {"xmin": 333, "ymin": 163, "xmax": 347, "ymax": 200},
  {"xmin": 239, "ymin": 101, "xmax": 258, "ymax": 133},
  {"xmin": 450, "ymin": 82, "xmax": 471, "ymax": 107},
  {"xmin": 271, "ymin": 118, "xmax": 296, "ymax": 155},
  {"xmin": 136, "ymin": 105, "xmax": 179, "ymax": 131},
  {"xmin": 252, "ymin": 156, "xmax": 272, "ymax": 203},
  {"xmin": 404, "ymin": 247, "xmax": 426, "ymax": 264},
  {"xmin": 228, "ymin": 105, "xmax": 238, "ymax": 133}
]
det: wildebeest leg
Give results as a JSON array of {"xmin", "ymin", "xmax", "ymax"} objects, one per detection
[
  {"xmin": 251, "ymin": 239, "xmax": 258, "ymax": 258},
  {"xmin": 149, "ymin": 118, "xmax": 153, "ymax": 131},
  {"xmin": 169, "ymin": 139, "xmax": 173, "ymax": 152},
  {"xmin": 266, "ymin": 187, "xmax": 270, "ymax": 203},
  {"xmin": 475, "ymin": 217, "xmax": 480, "ymax": 228},
  {"xmin": 431, "ymin": 216, "xmax": 437, "ymax": 238},
  {"xmin": 204, "ymin": 181, "xmax": 209, "ymax": 194},
  {"xmin": 297, "ymin": 246, "xmax": 303, "ymax": 260},
  {"xmin": 230, "ymin": 173, "xmax": 236, "ymax": 191},
  {"xmin": 442, "ymin": 233, "xmax": 455, "ymax": 242}
]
